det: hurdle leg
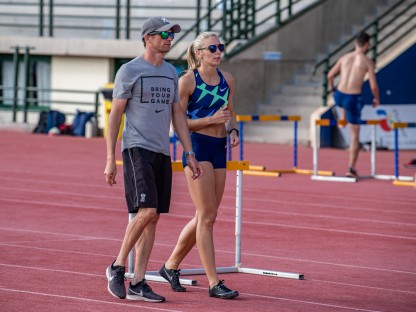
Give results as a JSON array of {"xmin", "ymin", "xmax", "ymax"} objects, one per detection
[
  {"xmin": 235, "ymin": 169, "xmax": 243, "ymax": 267},
  {"xmin": 127, "ymin": 213, "xmax": 136, "ymax": 276},
  {"xmin": 311, "ymin": 121, "xmax": 356, "ymax": 182},
  {"xmin": 239, "ymin": 122, "xmax": 244, "ymax": 161},
  {"xmin": 371, "ymin": 125, "xmax": 376, "ymax": 177},
  {"xmin": 125, "ymin": 213, "xmax": 197, "ymax": 285},
  {"xmin": 181, "ymin": 166, "xmax": 303, "ymax": 280},
  {"xmin": 373, "ymin": 127, "xmax": 413, "ymax": 181},
  {"xmin": 231, "ymin": 170, "xmax": 303, "ymax": 280},
  {"xmin": 395, "ymin": 127, "xmax": 399, "ymax": 179},
  {"xmin": 312, "ymin": 123, "xmax": 318, "ymax": 176},
  {"xmin": 361, "ymin": 125, "xmax": 377, "ymax": 179},
  {"xmin": 293, "ymin": 120, "xmax": 298, "ymax": 169}
]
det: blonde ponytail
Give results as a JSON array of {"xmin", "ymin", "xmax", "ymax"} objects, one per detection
[
  {"xmin": 186, "ymin": 32, "xmax": 220, "ymax": 71},
  {"xmin": 187, "ymin": 42, "xmax": 199, "ymax": 70}
]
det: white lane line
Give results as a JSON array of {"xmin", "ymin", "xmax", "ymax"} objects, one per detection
[
  {"xmin": 0, "ymin": 274, "xmax": 383, "ymax": 312},
  {"xmin": 1, "ymin": 195, "xmax": 415, "ymax": 231},
  {"xmin": 1, "ymin": 240, "xmax": 415, "ymax": 276},
  {"xmin": 242, "ymin": 207, "xmax": 416, "ymax": 227},
  {"xmin": 307, "ymin": 278, "xmax": 416, "ymax": 295},
  {"xmin": 1, "ymin": 204, "xmax": 416, "ymax": 242},
  {"xmin": 238, "ymin": 219, "xmax": 416, "ymax": 240},
  {"xmin": 237, "ymin": 291, "xmax": 383, "ymax": 312},
  {"xmin": 217, "ymin": 249, "xmax": 416, "ymax": 275},
  {"xmin": 2, "ymin": 262, "xmax": 414, "ymax": 295},
  {"xmin": 0, "ymin": 288, "xmax": 182, "ymax": 312}
]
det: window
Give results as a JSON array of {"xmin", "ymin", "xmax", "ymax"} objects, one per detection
[{"xmin": 0, "ymin": 54, "xmax": 51, "ymax": 109}]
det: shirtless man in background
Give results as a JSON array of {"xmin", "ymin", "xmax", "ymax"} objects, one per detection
[{"xmin": 327, "ymin": 31, "xmax": 380, "ymax": 177}]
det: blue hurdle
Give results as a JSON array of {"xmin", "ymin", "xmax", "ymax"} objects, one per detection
[
  {"xmin": 312, "ymin": 119, "xmax": 414, "ymax": 183},
  {"xmin": 236, "ymin": 115, "xmax": 333, "ymax": 176},
  {"xmin": 392, "ymin": 122, "xmax": 416, "ymax": 182}
]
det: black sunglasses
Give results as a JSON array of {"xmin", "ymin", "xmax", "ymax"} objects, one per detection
[
  {"xmin": 149, "ymin": 31, "xmax": 175, "ymax": 40},
  {"xmin": 199, "ymin": 44, "xmax": 225, "ymax": 53}
]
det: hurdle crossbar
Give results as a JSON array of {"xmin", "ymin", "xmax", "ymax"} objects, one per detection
[
  {"xmin": 312, "ymin": 119, "xmax": 414, "ymax": 183},
  {"xmin": 236, "ymin": 114, "xmax": 333, "ymax": 176},
  {"xmin": 117, "ymin": 160, "xmax": 304, "ymax": 283}
]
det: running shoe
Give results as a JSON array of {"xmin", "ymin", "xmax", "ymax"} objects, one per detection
[
  {"xmin": 209, "ymin": 280, "xmax": 239, "ymax": 299},
  {"xmin": 106, "ymin": 261, "xmax": 126, "ymax": 299},
  {"xmin": 159, "ymin": 264, "xmax": 186, "ymax": 292},
  {"xmin": 404, "ymin": 159, "xmax": 416, "ymax": 169},
  {"xmin": 126, "ymin": 279, "xmax": 165, "ymax": 302},
  {"xmin": 346, "ymin": 167, "xmax": 358, "ymax": 178}
]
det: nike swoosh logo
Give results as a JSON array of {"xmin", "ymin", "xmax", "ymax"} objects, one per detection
[
  {"xmin": 219, "ymin": 87, "xmax": 227, "ymax": 92},
  {"xmin": 130, "ymin": 289, "xmax": 144, "ymax": 296},
  {"xmin": 155, "ymin": 109, "xmax": 164, "ymax": 113},
  {"xmin": 164, "ymin": 268, "xmax": 173, "ymax": 281}
]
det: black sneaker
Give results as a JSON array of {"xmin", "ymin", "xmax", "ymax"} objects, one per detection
[
  {"xmin": 209, "ymin": 280, "xmax": 239, "ymax": 299},
  {"xmin": 159, "ymin": 264, "xmax": 186, "ymax": 292},
  {"xmin": 126, "ymin": 279, "xmax": 165, "ymax": 302},
  {"xmin": 346, "ymin": 167, "xmax": 358, "ymax": 178},
  {"xmin": 106, "ymin": 261, "xmax": 126, "ymax": 299},
  {"xmin": 404, "ymin": 159, "xmax": 416, "ymax": 169}
]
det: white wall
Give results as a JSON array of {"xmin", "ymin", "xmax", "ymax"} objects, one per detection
[{"xmin": 50, "ymin": 56, "xmax": 111, "ymax": 128}]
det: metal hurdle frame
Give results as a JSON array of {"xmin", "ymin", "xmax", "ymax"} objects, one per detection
[
  {"xmin": 124, "ymin": 160, "xmax": 304, "ymax": 284},
  {"xmin": 311, "ymin": 119, "xmax": 415, "ymax": 183},
  {"xmin": 236, "ymin": 115, "xmax": 333, "ymax": 176},
  {"xmin": 392, "ymin": 122, "xmax": 416, "ymax": 185}
]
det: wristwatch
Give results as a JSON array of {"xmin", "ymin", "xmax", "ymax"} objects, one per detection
[
  {"xmin": 227, "ymin": 128, "xmax": 239, "ymax": 136},
  {"xmin": 185, "ymin": 151, "xmax": 195, "ymax": 157}
]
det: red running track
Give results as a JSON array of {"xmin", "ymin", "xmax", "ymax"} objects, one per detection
[{"xmin": 0, "ymin": 131, "xmax": 415, "ymax": 312}]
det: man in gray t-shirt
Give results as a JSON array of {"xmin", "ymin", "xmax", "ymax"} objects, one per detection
[
  {"xmin": 104, "ymin": 16, "xmax": 203, "ymax": 303},
  {"xmin": 113, "ymin": 57, "xmax": 178, "ymax": 156}
]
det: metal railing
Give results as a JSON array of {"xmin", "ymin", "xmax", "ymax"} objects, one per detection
[
  {"xmin": 0, "ymin": 1, "xmax": 219, "ymax": 40},
  {"xmin": 0, "ymin": 85, "xmax": 101, "ymax": 125},
  {"xmin": 313, "ymin": 0, "xmax": 416, "ymax": 106},
  {"xmin": 1, "ymin": 0, "xmax": 324, "ymax": 59},
  {"xmin": 173, "ymin": 0, "xmax": 327, "ymax": 59}
]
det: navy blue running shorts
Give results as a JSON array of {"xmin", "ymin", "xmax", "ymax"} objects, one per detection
[
  {"xmin": 333, "ymin": 89, "xmax": 364, "ymax": 125},
  {"xmin": 122, "ymin": 147, "xmax": 172, "ymax": 214},
  {"xmin": 182, "ymin": 132, "xmax": 227, "ymax": 169}
]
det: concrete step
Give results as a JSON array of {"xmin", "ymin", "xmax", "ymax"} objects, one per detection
[
  {"xmin": 265, "ymin": 94, "xmax": 322, "ymax": 108},
  {"xmin": 241, "ymin": 122, "xmax": 310, "ymax": 145},
  {"xmin": 281, "ymin": 84, "xmax": 322, "ymax": 95},
  {"xmin": 294, "ymin": 73, "xmax": 322, "ymax": 84}
]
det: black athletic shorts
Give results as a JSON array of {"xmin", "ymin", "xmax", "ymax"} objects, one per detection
[{"xmin": 122, "ymin": 147, "xmax": 172, "ymax": 214}]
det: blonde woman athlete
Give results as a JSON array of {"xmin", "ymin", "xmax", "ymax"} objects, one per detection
[{"xmin": 159, "ymin": 32, "xmax": 240, "ymax": 299}]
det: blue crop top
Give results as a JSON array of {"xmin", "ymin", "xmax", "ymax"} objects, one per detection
[{"xmin": 186, "ymin": 69, "xmax": 230, "ymax": 119}]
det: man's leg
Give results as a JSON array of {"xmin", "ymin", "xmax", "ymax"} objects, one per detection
[
  {"xmin": 132, "ymin": 209, "xmax": 159, "ymax": 284},
  {"xmin": 349, "ymin": 124, "xmax": 361, "ymax": 170},
  {"xmin": 106, "ymin": 208, "xmax": 156, "ymax": 299},
  {"xmin": 125, "ymin": 208, "xmax": 166, "ymax": 302},
  {"xmin": 114, "ymin": 208, "xmax": 157, "ymax": 268}
]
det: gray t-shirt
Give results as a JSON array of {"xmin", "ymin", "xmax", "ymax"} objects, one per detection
[{"xmin": 113, "ymin": 56, "xmax": 179, "ymax": 156}]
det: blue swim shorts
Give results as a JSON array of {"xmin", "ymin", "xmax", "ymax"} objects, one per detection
[
  {"xmin": 333, "ymin": 89, "xmax": 364, "ymax": 125},
  {"xmin": 182, "ymin": 132, "xmax": 227, "ymax": 169}
]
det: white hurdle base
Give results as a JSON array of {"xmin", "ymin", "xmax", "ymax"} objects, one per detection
[
  {"xmin": 311, "ymin": 174, "xmax": 413, "ymax": 183},
  {"xmin": 311, "ymin": 175, "xmax": 357, "ymax": 183},
  {"xmin": 125, "ymin": 272, "xmax": 197, "ymax": 286},
  {"xmin": 372, "ymin": 174, "xmax": 414, "ymax": 181},
  {"xmin": 148, "ymin": 266, "xmax": 303, "ymax": 280},
  {"xmin": 126, "ymin": 166, "xmax": 304, "ymax": 286}
]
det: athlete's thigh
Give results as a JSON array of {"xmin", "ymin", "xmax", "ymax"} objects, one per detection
[
  {"xmin": 214, "ymin": 168, "xmax": 226, "ymax": 207},
  {"xmin": 184, "ymin": 161, "xmax": 218, "ymax": 211}
]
